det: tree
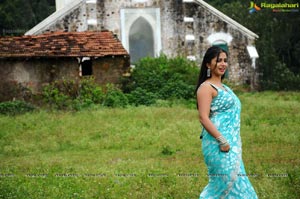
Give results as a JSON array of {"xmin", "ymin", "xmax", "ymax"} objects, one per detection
[
  {"xmin": 209, "ymin": 0, "xmax": 300, "ymax": 90},
  {"xmin": 0, "ymin": 0, "xmax": 55, "ymax": 36}
]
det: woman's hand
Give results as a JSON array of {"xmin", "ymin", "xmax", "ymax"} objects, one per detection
[
  {"xmin": 220, "ymin": 144, "xmax": 230, "ymax": 153},
  {"xmin": 216, "ymin": 135, "xmax": 230, "ymax": 153}
]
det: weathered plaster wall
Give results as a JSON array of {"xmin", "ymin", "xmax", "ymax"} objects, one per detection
[
  {"xmin": 92, "ymin": 56, "xmax": 130, "ymax": 85},
  {"xmin": 45, "ymin": 5, "xmax": 88, "ymax": 33},
  {"xmin": 0, "ymin": 56, "xmax": 129, "ymax": 101},
  {"xmin": 0, "ymin": 58, "xmax": 79, "ymax": 93}
]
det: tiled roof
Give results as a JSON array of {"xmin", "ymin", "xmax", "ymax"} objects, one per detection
[{"xmin": 0, "ymin": 30, "xmax": 129, "ymax": 58}]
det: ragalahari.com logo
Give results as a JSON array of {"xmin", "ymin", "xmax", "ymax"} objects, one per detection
[
  {"xmin": 249, "ymin": 1, "xmax": 299, "ymax": 13},
  {"xmin": 249, "ymin": 1, "xmax": 261, "ymax": 13}
]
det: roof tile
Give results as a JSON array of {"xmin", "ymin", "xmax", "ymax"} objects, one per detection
[{"xmin": 0, "ymin": 30, "xmax": 128, "ymax": 58}]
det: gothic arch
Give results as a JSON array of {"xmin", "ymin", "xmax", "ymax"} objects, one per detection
[
  {"xmin": 207, "ymin": 32, "xmax": 233, "ymax": 45},
  {"xmin": 129, "ymin": 17, "xmax": 154, "ymax": 63},
  {"xmin": 120, "ymin": 8, "xmax": 161, "ymax": 62}
]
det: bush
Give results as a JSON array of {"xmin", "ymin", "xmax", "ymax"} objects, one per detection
[
  {"xmin": 42, "ymin": 77, "xmax": 105, "ymax": 110},
  {"xmin": 40, "ymin": 56, "xmax": 200, "ymax": 109},
  {"xmin": 42, "ymin": 82, "xmax": 73, "ymax": 110},
  {"xmin": 121, "ymin": 55, "xmax": 199, "ymax": 103},
  {"xmin": 159, "ymin": 76, "xmax": 195, "ymax": 100},
  {"xmin": 123, "ymin": 56, "xmax": 169, "ymax": 95},
  {"xmin": 0, "ymin": 100, "xmax": 35, "ymax": 115},
  {"xmin": 78, "ymin": 77, "xmax": 105, "ymax": 105},
  {"xmin": 127, "ymin": 87, "xmax": 158, "ymax": 106},
  {"xmin": 102, "ymin": 84, "xmax": 128, "ymax": 108},
  {"xmin": 0, "ymin": 81, "xmax": 33, "ymax": 102}
]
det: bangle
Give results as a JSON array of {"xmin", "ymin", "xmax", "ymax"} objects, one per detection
[{"xmin": 216, "ymin": 135, "xmax": 228, "ymax": 146}]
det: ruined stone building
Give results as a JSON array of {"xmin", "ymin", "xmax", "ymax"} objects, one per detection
[
  {"xmin": 0, "ymin": 31, "xmax": 129, "ymax": 101},
  {"xmin": 27, "ymin": 0, "xmax": 259, "ymax": 87},
  {"xmin": 0, "ymin": 0, "xmax": 260, "ymax": 101}
]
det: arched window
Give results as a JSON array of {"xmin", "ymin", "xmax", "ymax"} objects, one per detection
[{"xmin": 129, "ymin": 17, "xmax": 154, "ymax": 64}]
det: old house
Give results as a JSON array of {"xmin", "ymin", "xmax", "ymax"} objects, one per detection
[
  {"xmin": 0, "ymin": 31, "xmax": 129, "ymax": 101},
  {"xmin": 25, "ymin": 0, "xmax": 259, "ymax": 89}
]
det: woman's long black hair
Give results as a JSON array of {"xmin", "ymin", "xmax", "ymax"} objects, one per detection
[{"xmin": 195, "ymin": 46, "xmax": 228, "ymax": 94}]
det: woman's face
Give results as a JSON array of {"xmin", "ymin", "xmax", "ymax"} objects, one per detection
[{"xmin": 207, "ymin": 52, "xmax": 228, "ymax": 77}]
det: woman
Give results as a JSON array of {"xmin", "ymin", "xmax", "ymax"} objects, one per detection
[{"xmin": 195, "ymin": 46, "xmax": 258, "ymax": 198}]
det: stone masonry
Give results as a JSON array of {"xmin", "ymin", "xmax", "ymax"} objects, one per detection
[{"xmin": 26, "ymin": 0, "xmax": 259, "ymax": 88}]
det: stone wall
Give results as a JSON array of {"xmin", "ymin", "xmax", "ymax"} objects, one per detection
[
  {"xmin": 0, "ymin": 58, "xmax": 78, "ymax": 94},
  {"xmin": 28, "ymin": 0, "xmax": 258, "ymax": 87},
  {"xmin": 97, "ymin": 0, "xmax": 256, "ymax": 85},
  {"xmin": 92, "ymin": 56, "xmax": 130, "ymax": 85},
  {"xmin": 45, "ymin": 5, "xmax": 88, "ymax": 33},
  {"xmin": 0, "ymin": 56, "xmax": 129, "ymax": 101},
  {"xmin": 174, "ymin": 3, "xmax": 256, "ymax": 85}
]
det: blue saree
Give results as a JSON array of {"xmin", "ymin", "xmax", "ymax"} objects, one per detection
[{"xmin": 199, "ymin": 82, "xmax": 258, "ymax": 199}]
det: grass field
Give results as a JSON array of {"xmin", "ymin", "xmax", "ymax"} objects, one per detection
[{"xmin": 0, "ymin": 91, "xmax": 299, "ymax": 199}]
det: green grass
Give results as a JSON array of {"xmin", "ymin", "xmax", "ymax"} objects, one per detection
[{"xmin": 0, "ymin": 92, "xmax": 299, "ymax": 198}]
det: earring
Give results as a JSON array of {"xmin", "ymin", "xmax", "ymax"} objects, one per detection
[{"xmin": 207, "ymin": 68, "xmax": 211, "ymax": 77}]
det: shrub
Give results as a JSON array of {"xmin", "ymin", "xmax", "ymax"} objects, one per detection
[
  {"xmin": 78, "ymin": 77, "xmax": 104, "ymax": 104},
  {"xmin": 42, "ymin": 77, "xmax": 105, "ymax": 110},
  {"xmin": 159, "ymin": 76, "xmax": 195, "ymax": 100},
  {"xmin": 123, "ymin": 56, "xmax": 169, "ymax": 95},
  {"xmin": 127, "ymin": 87, "xmax": 158, "ymax": 106},
  {"xmin": 102, "ymin": 84, "xmax": 128, "ymax": 108},
  {"xmin": 40, "ymin": 56, "xmax": 200, "ymax": 109},
  {"xmin": 42, "ymin": 83, "xmax": 73, "ymax": 110},
  {"xmin": 0, "ymin": 100, "xmax": 35, "ymax": 115},
  {"xmin": 42, "ymin": 78, "xmax": 131, "ymax": 109},
  {"xmin": 121, "ymin": 55, "xmax": 199, "ymax": 103},
  {"xmin": 0, "ymin": 81, "xmax": 33, "ymax": 102}
]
